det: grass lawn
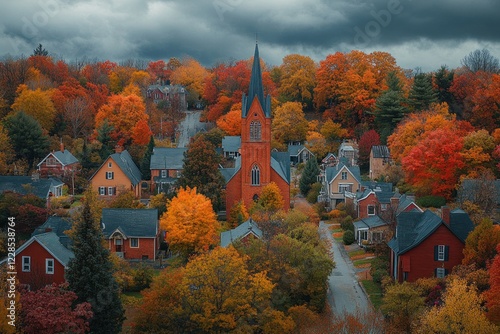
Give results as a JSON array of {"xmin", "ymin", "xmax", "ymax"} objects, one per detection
[
  {"xmin": 353, "ymin": 258, "xmax": 375, "ymax": 267},
  {"xmin": 348, "ymin": 249, "xmax": 365, "ymax": 258},
  {"xmin": 361, "ymin": 279, "xmax": 383, "ymax": 309}
]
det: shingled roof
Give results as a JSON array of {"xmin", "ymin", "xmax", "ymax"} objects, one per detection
[
  {"xmin": 0, "ymin": 176, "xmax": 63, "ymax": 199},
  {"xmin": 102, "ymin": 208, "xmax": 158, "ymax": 238},
  {"xmin": 150, "ymin": 147, "xmax": 187, "ymax": 170},
  {"xmin": 242, "ymin": 44, "xmax": 271, "ymax": 118},
  {"xmin": 371, "ymin": 145, "xmax": 390, "ymax": 159},
  {"xmin": 221, "ymin": 219, "xmax": 262, "ymax": 247}
]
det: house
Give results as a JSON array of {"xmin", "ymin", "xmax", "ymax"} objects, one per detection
[
  {"xmin": 221, "ymin": 44, "xmax": 290, "ymax": 213},
  {"xmin": 221, "ymin": 219, "xmax": 262, "ymax": 247},
  {"xmin": 32, "ymin": 216, "xmax": 72, "ymax": 249},
  {"xmin": 222, "ymin": 136, "xmax": 241, "ymax": 159},
  {"xmin": 388, "ymin": 207, "xmax": 474, "ymax": 282},
  {"xmin": 0, "ymin": 175, "xmax": 64, "ymax": 207},
  {"xmin": 338, "ymin": 141, "xmax": 358, "ymax": 166},
  {"xmin": 353, "ymin": 215, "xmax": 388, "ymax": 245},
  {"xmin": 146, "ymin": 84, "xmax": 187, "ymax": 110},
  {"xmin": 150, "ymin": 147, "xmax": 187, "ymax": 194},
  {"xmin": 288, "ymin": 144, "xmax": 314, "ymax": 165},
  {"xmin": 90, "ymin": 149, "xmax": 142, "ymax": 198},
  {"xmin": 369, "ymin": 145, "xmax": 391, "ymax": 180},
  {"xmin": 390, "ymin": 192, "xmax": 423, "ymax": 216},
  {"xmin": 37, "ymin": 141, "xmax": 79, "ymax": 180},
  {"xmin": 320, "ymin": 161, "xmax": 362, "ymax": 209},
  {"xmin": 101, "ymin": 208, "xmax": 160, "ymax": 260},
  {"xmin": 321, "ymin": 152, "xmax": 338, "ymax": 168},
  {"xmin": 0, "ymin": 232, "xmax": 74, "ymax": 290}
]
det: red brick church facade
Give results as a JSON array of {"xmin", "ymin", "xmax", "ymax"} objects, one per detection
[{"xmin": 223, "ymin": 45, "xmax": 290, "ymax": 213}]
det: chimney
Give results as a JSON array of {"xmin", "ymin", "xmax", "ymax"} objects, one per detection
[
  {"xmin": 390, "ymin": 196, "xmax": 399, "ymax": 210},
  {"xmin": 441, "ymin": 206, "xmax": 450, "ymax": 225},
  {"xmin": 45, "ymin": 227, "xmax": 52, "ymax": 233},
  {"xmin": 60, "ymin": 138, "xmax": 64, "ymax": 152},
  {"xmin": 115, "ymin": 145, "xmax": 123, "ymax": 153}
]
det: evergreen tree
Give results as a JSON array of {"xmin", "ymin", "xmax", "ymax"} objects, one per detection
[
  {"xmin": 66, "ymin": 189, "xmax": 124, "ymax": 334},
  {"xmin": 140, "ymin": 135, "xmax": 155, "ymax": 180},
  {"xmin": 176, "ymin": 135, "xmax": 226, "ymax": 210},
  {"xmin": 408, "ymin": 72, "xmax": 438, "ymax": 111},
  {"xmin": 299, "ymin": 158, "xmax": 320, "ymax": 196},
  {"xmin": 96, "ymin": 119, "xmax": 114, "ymax": 160},
  {"xmin": 4, "ymin": 111, "xmax": 49, "ymax": 171},
  {"xmin": 434, "ymin": 66, "xmax": 455, "ymax": 110},
  {"xmin": 375, "ymin": 72, "xmax": 409, "ymax": 144},
  {"xmin": 32, "ymin": 43, "xmax": 48, "ymax": 56}
]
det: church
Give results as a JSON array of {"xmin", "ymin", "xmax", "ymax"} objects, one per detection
[{"xmin": 221, "ymin": 44, "xmax": 290, "ymax": 214}]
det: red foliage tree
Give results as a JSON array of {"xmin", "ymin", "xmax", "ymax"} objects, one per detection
[
  {"xmin": 20, "ymin": 283, "xmax": 93, "ymax": 334},
  {"xmin": 358, "ymin": 129, "xmax": 381, "ymax": 169},
  {"xmin": 485, "ymin": 243, "xmax": 500, "ymax": 325}
]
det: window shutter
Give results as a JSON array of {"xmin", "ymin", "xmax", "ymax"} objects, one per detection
[
  {"xmin": 113, "ymin": 187, "xmax": 116, "ymax": 195},
  {"xmin": 444, "ymin": 246, "xmax": 449, "ymax": 261},
  {"xmin": 104, "ymin": 187, "xmax": 108, "ymax": 195},
  {"xmin": 434, "ymin": 268, "xmax": 437, "ymax": 277},
  {"xmin": 434, "ymin": 245, "xmax": 438, "ymax": 261},
  {"xmin": 445, "ymin": 269, "xmax": 449, "ymax": 276}
]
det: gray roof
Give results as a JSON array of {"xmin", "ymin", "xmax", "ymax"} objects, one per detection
[
  {"xmin": 37, "ymin": 149, "xmax": 78, "ymax": 167},
  {"xmin": 9, "ymin": 232, "xmax": 74, "ymax": 267},
  {"xmin": 360, "ymin": 181, "xmax": 393, "ymax": 204},
  {"xmin": 354, "ymin": 215, "xmax": 387, "ymax": 230},
  {"xmin": 110, "ymin": 150, "xmax": 141, "ymax": 185},
  {"xmin": 271, "ymin": 151, "xmax": 291, "ymax": 184},
  {"xmin": 221, "ymin": 219, "xmax": 262, "ymax": 247},
  {"xmin": 150, "ymin": 147, "xmax": 187, "ymax": 170},
  {"xmin": 222, "ymin": 136, "xmax": 241, "ymax": 153},
  {"xmin": 32, "ymin": 216, "xmax": 72, "ymax": 248},
  {"xmin": 102, "ymin": 208, "xmax": 158, "ymax": 238},
  {"xmin": 0, "ymin": 176, "xmax": 63, "ymax": 199},
  {"xmin": 242, "ymin": 44, "xmax": 271, "ymax": 118},
  {"xmin": 325, "ymin": 162, "xmax": 361, "ymax": 184},
  {"xmin": 388, "ymin": 209, "xmax": 474, "ymax": 255},
  {"xmin": 371, "ymin": 145, "xmax": 390, "ymax": 159},
  {"xmin": 287, "ymin": 144, "xmax": 314, "ymax": 157}
]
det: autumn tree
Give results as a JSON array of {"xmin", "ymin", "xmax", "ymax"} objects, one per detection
[
  {"xmin": 0, "ymin": 57, "xmax": 30, "ymax": 109},
  {"xmin": 19, "ymin": 283, "xmax": 93, "ymax": 334},
  {"xmin": 272, "ymin": 102, "xmax": 309, "ymax": 145},
  {"xmin": 176, "ymin": 135, "xmax": 226, "ymax": 210},
  {"xmin": 228, "ymin": 200, "xmax": 250, "ymax": 228},
  {"xmin": 171, "ymin": 58, "xmax": 208, "ymax": 105},
  {"xmin": 216, "ymin": 107, "xmax": 241, "ymax": 136},
  {"xmin": 485, "ymin": 243, "xmax": 500, "ymax": 325},
  {"xmin": 299, "ymin": 157, "xmax": 320, "ymax": 196},
  {"xmin": 408, "ymin": 72, "xmax": 438, "ymax": 112},
  {"xmin": 306, "ymin": 130, "xmax": 329, "ymax": 160},
  {"xmin": 457, "ymin": 169, "xmax": 498, "ymax": 221},
  {"xmin": 462, "ymin": 48, "xmax": 500, "ymax": 73},
  {"xmin": 11, "ymin": 85, "xmax": 57, "ymax": 131},
  {"xmin": 255, "ymin": 182, "xmax": 285, "ymax": 213},
  {"xmin": 140, "ymin": 135, "xmax": 155, "ymax": 180},
  {"xmin": 66, "ymin": 189, "xmax": 124, "ymax": 334},
  {"xmin": 461, "ymin": 129, "xmax": 496, "ymax": 177},
  {"xmin": 160, "ymin": 187, "xmax": 220, "ymax": 258},
  {"xmin": 320, "ymin": 119, "xmax": 349, "ymax": 144},
  {"xmin": 4, "ymin": 111, "xmax": 49, "ymax": 171},
  {"xmin": 417, "ymin": 278, "xmax": 498, "ymax": 333},
  {"xmin": 381, "ymin": 282, "xmax": 426, "ymax": 333},
  {"xmin": 278, "ymin": 54, "xmax": 316, "ymax": 109},
  {"xmin": 358, "ymin": 129, "xmax": 381, "ymax": 171},
  {"xmin": 462, "ymin": 218, "xmax": 500, "ymax": 269},
  {"xmin": 0, "ymin": 123, "xmax": 14, "ymax": 174}
]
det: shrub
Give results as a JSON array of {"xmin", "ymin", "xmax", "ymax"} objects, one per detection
[
  {"xmin": 372, "ymin": 269, "xmax": 388, "ymax": 284},
  {"xmin": 306, "ymin": 182, "xmax": 322, "ymax": 204},
  {"xmin": 340, "ymin": 216, "xmax": 354, "ymax": 232},
  {"xmin": 343, "ymin": 230, "xmax": 355, "ymax": 245},
  {"xmin": 132, "ymin": 264, "xmax": 154, "ymax": 291},
  {"xmin": 417, "ymin": 195, "xmax": 446, "ymax": 208}
]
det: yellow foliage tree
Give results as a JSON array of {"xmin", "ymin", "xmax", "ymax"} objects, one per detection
[
  {"xmin": 306, "ymin": 131, "xmax": 329, "ymax": 160},
  {"xmin": 278, "ymin": 54, "xmax": 316, "ymax": 106},
  {"xmin": 417, "ymin": 278, "xmax": 498, "ymax": 333},
  {"xmin": 170, "ymin": 58, "xmax": 208, "ymax": 103},
  {"xmin": 160, "ymin": 187, "xmax": 220, "ymax": 258},
  {"xmin": 0, "ymin": 123, "xmax": 14, "ymax": 174},
  {"xmin": 272, "ymin": 102, "xmax": 309, "ymax": 145},
  {"xmin": 258, "ymin": 182, "xmax": 284, "ymax": 213},
  {"xmin": 11, "ymin": 85, "xmax": 56, "ymax": 131}
]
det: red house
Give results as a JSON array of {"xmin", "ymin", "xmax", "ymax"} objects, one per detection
[
  {"xmin": 101, "ymin": 208, "xmax": 161, "ymax": 260},
  {"xmin": 221, "ymin": 44, "xmax": 290, "ymax": 213},
  {"xmin": 388, "ymin": 207, "xmax": 474, "ymax": 282},
  {"xmin": 1, "ymin": 232, "xmax": 74, "ymax": 290},
  {"xmin": 37, "ymin": 142, "xmax": 79, "ymax": 179}
]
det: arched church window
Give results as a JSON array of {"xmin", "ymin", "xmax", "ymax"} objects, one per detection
[
  {"xmin": 251, "ymin": 164, "xmax": 260, "ymax": 185},
  {"xmin": 250, "ymin": 121, "xmax": 261, "ymax": 141}
]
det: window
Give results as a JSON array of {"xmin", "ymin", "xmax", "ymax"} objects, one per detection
[
  {"xmin": 338, "ymin": 184, "xmax": 352, "ymax": 193},
  {"xmin": 106, "ymin": 171, "xmax": 114, "ymax": 180},
  {"xmin": 367, "ymin": 205, "xmax": 375, "ymax": 215},
  {"xmin": 251, "ymin": 165, "xmax": 260, "ymax": 185},
  {"xmin": 46, "ymin": 258, "xmax": 54, "ymax": 274},
  {"xmin": 341, "ymin": 171, "xmax": 348, "ymax": 180},
  {"xmin": 161, "ymin": 170, "xmax": 167, "ymax": 178},
  {"xmin": 372, "ymin": 232, "xmax": 383, "ymax": 242},
  {"xmin": 130, "ymin": 238, "xmax": 139, "ymax": 248},
  {"xmin": 437, "ymin": 245, "xmax": 446, "ymax": 261},
  {"xmin": 22, "ymin": 256, "xmax": 30, "ymax": 272},
  {"xmin": 360, "ymin": 230, "xmax": 368, "ymax": 240},
  {"xmin": 99, "ymin": 187, "xmax": 106, "ymax": 196},
  {"xmin": 403, "ymin": 272, "xmax": 409, "ymax": 281},
  {"xmin": 108, "ymin": 162, "xmax": 112, "ymax": 168},
  {"xmin": 115, "ymin": 238, "xmax": 123, "ymax": 246},
  {"xmin": 381, "ymin": 203, "xmax": 388, "ymax": 211},
  {"xmin": 250, "ymin": 121, "xmax": 261, "ymax": 141},
  {"xmin": 46, "ymin": 157, "xmax": 57, "ymax": 166},
  {"xmin": 436, "ymin": 268, "xmax": 446, "ymax": 278},
  {"xmin": 108, "ymin": 187, "xmax": 115, "ymax": 196}
]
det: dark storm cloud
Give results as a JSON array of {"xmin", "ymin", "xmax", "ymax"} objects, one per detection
[{"xmin": 0, "ymin": 0, "xmax": 499, "ymax": 71}]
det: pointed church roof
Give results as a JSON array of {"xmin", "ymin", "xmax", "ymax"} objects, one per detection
[{"xmin": 242, "ymin": 44, "xmax": 271, "ymax": 118}]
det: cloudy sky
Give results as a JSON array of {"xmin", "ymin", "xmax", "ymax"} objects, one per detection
[{"xmin": 1, "ymin": 0, "xmax": 499, "ymax": 71}]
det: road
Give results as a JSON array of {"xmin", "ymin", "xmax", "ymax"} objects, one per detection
[
  {"xmin": 319, "ymin": 221, "xmax": 370, "ymax": 315},
  {"xmin": 177, "ymin": 111, "xmax": 205, "ymax": 147}
]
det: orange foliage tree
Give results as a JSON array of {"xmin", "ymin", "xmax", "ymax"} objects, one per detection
[
  {"xmin": 485, "ymin": 243, "xmax": 500, "ymax": 325},
  {"xmin": 462, "ymin": 218, "xmax": 500, "ymax": 269},
  {"xmin": 159, "ymin": 187, "xmax": 220, "ymax": 258},
  {"xmin": 216, "ymin": 106, "xmax": 241, "ymax": 135},
  {"xmin": 272, "ymin": 101, "xmax": 309, "ymax": 145}
]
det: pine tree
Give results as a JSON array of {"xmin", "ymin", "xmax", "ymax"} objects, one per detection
[
  {"xmin": 96, "ymin": 119, "xmax": 114, "ymax": 160},
  {"xmin": 299, "ymin": 158, "xmax": 320, "ymax": 196},
  {"xmin": 32, "ymin": 43, "xmax": 48, "ymax": 56},
  {"xmin": 434, "ymin": 66, "xmax": 455, "ymax": 110},
  {"xmin": 66, "ymin": 189, "xmax": 124, "ymax": 334},
  {"xmin": 140, "ymin": 135, "xmax": 155, "ymax": 180},
  {"xmin": 374, "ymin": 72, "xmax": 408, "ymax": 144},
  {"xmin": 176, "ymin": 135, "xmax": 226, "ymax": 211},
  {"xmin": 408, "ymin": 72, "xmax": 438, "ymax": 111}
]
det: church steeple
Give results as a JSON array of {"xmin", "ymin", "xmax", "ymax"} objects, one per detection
[{"xmin": 242, "ymin": 43, "xmax": 271, "ymax": 118}]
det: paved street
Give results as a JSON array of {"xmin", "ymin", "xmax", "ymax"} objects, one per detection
[
  {"xmin": 319, "ymin": 221, "xmax": 370, "ymax": 315},
  {"xmin": 177, "ymin": 111, "xmax": 205, "ymax": 147}
]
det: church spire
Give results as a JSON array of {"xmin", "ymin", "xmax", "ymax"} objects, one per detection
[{"xmin": 242, "ymin": 43, "xmax": 271, "ymax": 117}]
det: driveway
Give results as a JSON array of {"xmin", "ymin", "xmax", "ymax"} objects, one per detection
[
  {"xmin": 177, "ymin": 111, "xmax": 205, "ymax": 147},
  {"xmin": 319, "ymin": 221, "xmax": 370, "ymax": 315}
]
